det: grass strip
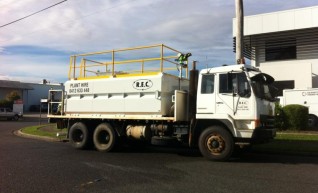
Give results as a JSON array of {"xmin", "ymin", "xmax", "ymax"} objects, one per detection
[
  {"xmin": 253, "ymin": 133, "xmax": 318, "ymax": 155},
  {"xmin": 21, "ymin": 124, "xmax": 67, "ymax": 139},
  {"xmin": 276, "ymin": 133, "xmax": 318, "ymax": 141}
]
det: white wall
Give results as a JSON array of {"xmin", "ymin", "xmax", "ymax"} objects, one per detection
[
  {"xmin": 233, "ymin": 6, "xmax": 318, "ymax": 36},
  {"xmin": 233, "ymin": 5, "xmax": 318, "ymax": 89},
  {"xmin": 258, "ymin": 59, "xmax": 318, "ymax": 88},
  {"xmin": 23, "ymin": 83, "xmax": 63, "ymax": 111}
]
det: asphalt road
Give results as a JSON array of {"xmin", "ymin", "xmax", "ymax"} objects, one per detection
[{"xmin": 1, "ymin": 118, "xmax": 318, "ymax": 193}]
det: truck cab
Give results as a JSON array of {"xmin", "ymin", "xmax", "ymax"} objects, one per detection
[
  {"xmin": 194, "ymin": 64, "xmax": 276, "ymax": 159},
  {"xmin": 192, "ymin": 65, "xmax": 276, "ymax": 160}
]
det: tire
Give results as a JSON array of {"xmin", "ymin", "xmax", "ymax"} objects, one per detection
[
  {"xmin": 93, "ymin": 123, "xmax": 117, "ymax": 152},
  {"xmin": 13, "ymin": 115, "xmax": 19, "ymax": 121},
  {"xmin": 308, "ymin": 114, "xmax": 317, "ymax": 128},
  {"xmin": 198, "ymin": 126, "xmax": 234, "ymax": 161},
  {"xmin": 69, "ymin": 122, "xmax": 90, "ymax": 149}
]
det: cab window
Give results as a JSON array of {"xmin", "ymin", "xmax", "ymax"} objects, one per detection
[
  {"xmin": 219, "ymin": 72, "xmax": 251, "ymax": 97},
  {"xmin": 201, "ymin": 74, "xmax": 214, "ymax": 94}
]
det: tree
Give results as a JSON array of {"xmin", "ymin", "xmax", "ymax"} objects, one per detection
[{"xmin": 6, "ymin": 91, "xmax": 21, "ymax": 102}]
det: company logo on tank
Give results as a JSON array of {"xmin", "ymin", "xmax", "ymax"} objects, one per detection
[{"xmin": 132, "ymin": 79, "xmax": 153, "ymax": 90}]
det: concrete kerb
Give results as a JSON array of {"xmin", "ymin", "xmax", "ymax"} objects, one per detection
[
  {"xmin": 14, "ymin": 129, "xmax": 61, "ymax": 142},
  {"xmin": 14, "ymin": 112, "xmax": 66, "ymax": 142}
]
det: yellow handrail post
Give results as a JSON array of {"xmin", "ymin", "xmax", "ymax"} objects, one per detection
[
  {"xmin": 68, "ymin": 57, "xmax": 73, "ymax": 80},
  {"xmin": 160, "ymin": 44, "xmax": 164, "ymax": 72},
  {"xmin": 73, "ymin": 56, "xmax": 76, "ymax": 79},
  {"xmin": 79, "ymin": 59, "xmax": 83, "ymax": 78},
  {"xmin": 141, "ymin": 60, "xmax": 144, "ymax": 73},
  {"xmin": 112, "ymin": 50, "xmax": 115, "ymax": 76},
  {"xmin": 105, "ymin": 63, "xmax": 108, "ymax": 74},
  {"xmin": 84, "ymin": 59, "xmax": 86, "ymax": 78}
]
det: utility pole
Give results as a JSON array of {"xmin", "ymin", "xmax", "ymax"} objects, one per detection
[{"xmin": 235, "ymin": 0, "xmax": 245, "ymax": 64}]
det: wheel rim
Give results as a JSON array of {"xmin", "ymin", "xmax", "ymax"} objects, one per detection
[
  {"xmin": 72, "ymin": 129, "xmax": 84, "ymax": 144},
  {"xmin": 97, "ymin": 130, "xmax": 111, "ymax": 146},
  {"xmin": 206, "ymin": 134, "xmax": 225, "ymax": 155}
]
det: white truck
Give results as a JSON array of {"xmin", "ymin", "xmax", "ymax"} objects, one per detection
[
  {"xmin": 48, "ymin": 44, "xmax": 276, "ymax": 161},
  {"xmin": 0, "ymin": 107, "xmax": 22, "ymax": 120},
  {"xmin": 279, "ymin": 88, "xmax": 318, "ymax": 128}
]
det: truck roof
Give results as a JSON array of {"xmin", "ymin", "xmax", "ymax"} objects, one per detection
[{"xmin": 200, "ymin": 64, "xmax": 259, "ymax": 74}]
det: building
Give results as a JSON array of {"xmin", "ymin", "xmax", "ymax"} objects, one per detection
[
  {"xmin": 22, "ymin": 82, "xmax": 63, "ymax": 112},
  {"xmin": 0, "ymin": 80, "xmax": 63, "ymax": 112},
  {"xmin": 233, "ymin": 5, "xmax": 318, "ymax": 95},
  {"xmin": 0, "ymin": 80, "xmax": 33, "ymax": 101}
]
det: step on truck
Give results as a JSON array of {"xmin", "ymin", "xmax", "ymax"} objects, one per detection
[{"xmin": 48, "ymin": 44, "xmax": 276, "ymax": 161}]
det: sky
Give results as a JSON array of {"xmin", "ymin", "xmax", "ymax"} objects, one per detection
[{"xmin": 0, "ymin": 0, "xmax": 317, "ymax": 83}]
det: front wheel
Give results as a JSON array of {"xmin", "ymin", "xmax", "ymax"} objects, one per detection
[
  {"xmin": 13, "ymin": 115, "xmax": 19, "ymax": 121},
  {"xmin": 93, "ymin": 123, "xmax": 117, "ymax": 152},
  {"xmin": 198, "ymin": 126, "xmax": 234, "ymax": 161}
]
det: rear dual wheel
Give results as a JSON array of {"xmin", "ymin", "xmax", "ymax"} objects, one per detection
[
  {"xmin": 69, "ymin": 122, "xmax": 90, "ymax": 149},
  {"xmin": 93, "ymin": 123, "xmax": 117, "ymax": 152}
]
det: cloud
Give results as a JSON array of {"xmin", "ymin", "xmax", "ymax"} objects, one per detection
[
  {"xmin": 0, "ymin": 45, "xmax": 69, "ymax": 83},
  {"xmin": 0, "ymin": 0, "xmax": 318, "ymax": 82},
  {"xmin": 0, "ymin": 60, "xmax": 68, "ymax": 83}
]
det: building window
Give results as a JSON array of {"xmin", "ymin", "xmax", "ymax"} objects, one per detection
[
  {"xmin": 265, "ymin": 38, "xmax": 296, "ymax": 61},
  {"xmin": 272, "ymin": 80, "xmax": 295, "ymax": 96}
]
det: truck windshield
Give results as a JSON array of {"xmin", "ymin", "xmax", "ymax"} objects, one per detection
[{"xmin": 249, "ymin": 73, "xmax": 276, "ymax": 101}]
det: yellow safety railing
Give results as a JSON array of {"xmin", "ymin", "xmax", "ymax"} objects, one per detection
[{"xmin": 68, "ymin": 44, "xmax": 189, "ymax": 80}]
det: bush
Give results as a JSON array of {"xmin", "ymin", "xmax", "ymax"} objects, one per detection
[
  {"xmin": 282, "ymin": 104, "xmax": 308, "ymax": 131},
  {"xmin": 274, "ymin": 102, "xmax": 285, "ymax": 130},
  {"xmin": 6, "ymin": 91, "xmax": 21, "ymax": 102},
  {"xmin": 0, "ymin": 99, "xmax": 12, "ymax": 108},
  {"xmin": 0, "ymin": 91, "xmax": 21, "ymax": 109}
]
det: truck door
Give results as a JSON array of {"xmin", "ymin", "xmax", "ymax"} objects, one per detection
[
  {"xmin": 216, "ymin": 72, "xmax": 252, "ymax": 117},
  {"xmin": 197, "ymin": 74, "xmax": 215, "ymax": 113}
]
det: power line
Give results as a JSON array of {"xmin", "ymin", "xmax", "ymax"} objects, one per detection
[{"xmin": 0, "ymin": 0, "xmax": 67, "ymax": 29}]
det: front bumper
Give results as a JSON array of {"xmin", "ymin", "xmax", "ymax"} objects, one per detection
[
  {"xmin": 252, "ymin": 114, "xmax": 276, "ymax": 143},
  {"xmin": 251, "ymin": 126, "xmax": 276, "ymax": 143}
]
